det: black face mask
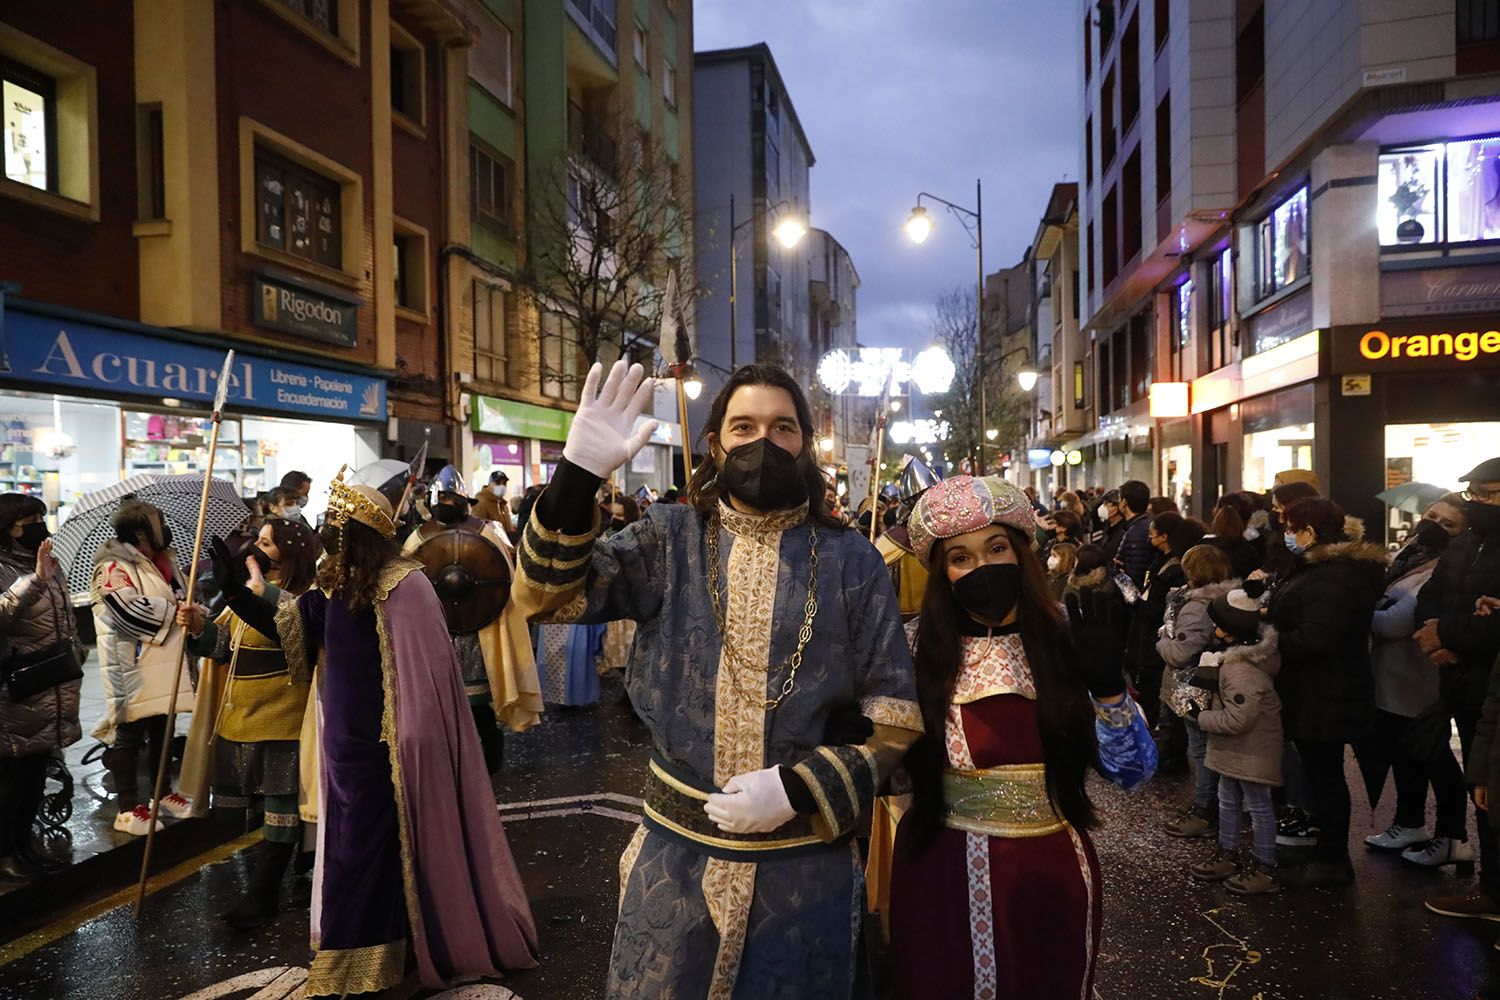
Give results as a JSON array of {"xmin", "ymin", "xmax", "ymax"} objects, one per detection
[
  {"xmin": 1413, "ymin": 518, "xmax": 1452, "ymax": 550},
  {"xmin": 433, "ymin": 503, "xmax": 466, "ymax": 525},
  {"xmin": 610, "ymin": 518, "xmax": 627, "ymax": 532},
  {"xmin": 718, "ymin": 438, "xmax": 807, "ymax": 511},
  {"xmin": 249, "ymin": 547, "xmax": 276, "ymax": 575},
  {"xmin": 16, "ymin": 522, "xmax": 48, "ymax": 553},
  {"xmin": 883, "ymin": 508, "xmax": 898, "ymax": 528},
  {"xmin": 1468, "ymin": 500, "xmax": 1500, "ymax": 535},
  {"xmin": 952, "ymin": 563, "xmax": 1023, "ymax": 625}
]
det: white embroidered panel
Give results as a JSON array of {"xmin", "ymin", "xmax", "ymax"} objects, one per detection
[{"xmin": 965, "ymin": 830, "xmax": 999, "ymax": 1000}]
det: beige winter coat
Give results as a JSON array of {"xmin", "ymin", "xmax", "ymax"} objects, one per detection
[{"xmin": 1197, "ymin": 627, "xmax": 1283, "ymax": 786}]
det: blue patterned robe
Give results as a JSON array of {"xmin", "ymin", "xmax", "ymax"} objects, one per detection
[{"xmin": 513, "ymin": 500, "xmax": 922, "ymax": 998}]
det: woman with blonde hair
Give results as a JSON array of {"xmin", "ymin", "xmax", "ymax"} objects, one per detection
[{"xmin": 1047, "ymin": 541, "xmax": 1079, "ymax": 601}]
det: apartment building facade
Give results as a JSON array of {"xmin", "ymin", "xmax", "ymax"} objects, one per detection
[
  {"xmin": 1074, "ymin": 0, "xmax": 1500, "ymax": 536},
  {"xmin": 0, "ymin": 0, "xmax": 467, "ymax": 523}
]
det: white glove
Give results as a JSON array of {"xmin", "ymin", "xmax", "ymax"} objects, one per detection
[
  {"xmin": 704, "ymin": 766, "xmax": 797, "ymax": 834},
  {"xmin": 562, "ymin": 360, "xmax": 658, "ymax": 479}
]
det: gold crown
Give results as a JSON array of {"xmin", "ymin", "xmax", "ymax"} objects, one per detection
[{"xmin": 326, "ymin": 466, "xmax": 397, "ymax": 539}]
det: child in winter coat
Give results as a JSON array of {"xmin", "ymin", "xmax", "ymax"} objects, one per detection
[{"xmin": 1187, "ymin": 588, "xmax": 1283, "ymax": 895}]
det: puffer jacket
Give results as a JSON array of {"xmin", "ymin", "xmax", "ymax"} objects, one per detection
[
  {"xmin": 1371, "ymin": 555, "xmax": 1441, "ymax": 718},
  {"xmin": 1156, "ymin": 578, "xmax": 1240, "ymax": 717},
  {"xmin": 90, "ymin": 539, "xmax": 194, "ymax": 743},
  {"xmin": 1197, "ymin": 627, "xmax": 1283, "ymax": 786},
  {"xmin": 0, "ymin": 545, "xmax": 82, "ymax": 758},
  {"xmin": 1267, "ymin": 539, "xmax": 1388, "ymax": 743}
]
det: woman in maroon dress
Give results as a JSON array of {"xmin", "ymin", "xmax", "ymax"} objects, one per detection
[{"xmin": 889, "ymin": 475, "xmax": 1156, "ymax": 999}]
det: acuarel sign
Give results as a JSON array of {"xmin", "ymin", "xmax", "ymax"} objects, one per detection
[{"xmin": 0, "ymin": 305, "xmax": 386, "ymax": 421}]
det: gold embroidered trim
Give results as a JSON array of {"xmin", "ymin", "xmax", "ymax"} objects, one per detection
[
  {"xmin": 305, "ymin": 940, "xmax": 405, "ymax": 997},
  {"xmin": 702, "ymin": 858, "xmax": 757, "ymax": 1000},
  {"xmin": 275, "ymin": 599, "xmax": 309, "ymax": 685},
  {"xmin": 650, "ymin": 758, "xmax": 710, "ymax": 800},
  {"xmin": 859, "ymin": 695, "xmax": 924, "ymax": 731},
  {"xmin": 642, "ymin": 803, "xmax": 825, "ymax": 851},
  {"xmin": 618, "ymin": 824, "xmax": 648, "ymax": 913},
  {"xmin": 717, "ymin": 499, "xmax": 808, "ymax": 538},
  {"xmin": 941, "ymin": 764, "xmax": 1065, "ymax": 838},
  {"xmin": 373, "ymin": 557, "xmax": 423, "ymax": 604},
  {"xmin": 522, "ymin": 513, "xmax": 597, "ymax": 546},
  {"xmin": 519, "ymin": 531, "xmax": 593, "ymax": 572},
  {"xmin": 374, "ymin": 600, "xmax": 425, "ymax": 967},
  {"xmin": 515, "ymin": 563, "xmax": 592, "ymax": 596},
  {"xmin": 792, "ymin": 759, "xmax": 841, "ymax": 836},
  {"xmin": 854, "ymin": 743, "xmax": 880, "ymax": 785},
  {"xmin": 953, "ymin": 683, "xmax": 1037, "ymax": 706},
  {"xmin": 816, "ymin": 745, "xmax": 861, "ymax": 817}
]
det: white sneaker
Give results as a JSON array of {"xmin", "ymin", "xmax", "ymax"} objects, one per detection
[
  {"xmin": 1402, "ymin": 836, "xmax": 1473, "ymax": 868},
  {"xmin": 1365, "ymin": 823, "xmax": 1429, "ymax": 851},
  {"xmin": 114, "ymin": 806, "xmax": 164, "ymax": 836},
  {"xmin": 154, "ymin": 793, "xmax": 193, "ymax": 819}
]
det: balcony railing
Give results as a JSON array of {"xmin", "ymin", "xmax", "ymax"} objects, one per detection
[
  {"xmin": 566, "ymin": 0, "xmax": 617, "ymax": 62},
  {"xmin": 568, "ymin": 102, "xmax": 617, "ymax": 177}
]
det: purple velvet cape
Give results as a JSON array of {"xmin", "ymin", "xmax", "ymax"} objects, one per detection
[{"xmin": 297, "ymin": 563, "xmax": 538, "ymax": 989}]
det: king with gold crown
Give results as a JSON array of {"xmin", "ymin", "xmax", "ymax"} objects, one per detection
[{"xmin": 220, "ymin": 467, "xmax": 539, "ymax": 997}]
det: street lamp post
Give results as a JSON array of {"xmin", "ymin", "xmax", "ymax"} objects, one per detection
[
  {"xmin": 729, "ymin": 194, "xmax": 808, "ymax": 371},
  {"xmin": 905, "ymin": 180, "xmax": 985, "ymax": 471}
]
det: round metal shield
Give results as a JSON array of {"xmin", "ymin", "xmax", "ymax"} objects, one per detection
[{"xmin": 414, "ymin": 528, "xmax": 511, "ymax": 633}]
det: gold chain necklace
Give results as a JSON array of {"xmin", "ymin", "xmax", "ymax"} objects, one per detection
[{"xmin": 705, "ymin": 512, "xmax": 820, "ymax": 710}]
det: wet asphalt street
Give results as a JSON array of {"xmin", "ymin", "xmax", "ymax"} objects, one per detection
[{"xmin": 0, "ymin": 674, "xmax": 1493, "ymax": 1000}]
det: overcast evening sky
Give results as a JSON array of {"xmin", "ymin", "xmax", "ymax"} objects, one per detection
[{"xmin": 694, "ymin": 0, "xmax": 1080, "ymax": 351}]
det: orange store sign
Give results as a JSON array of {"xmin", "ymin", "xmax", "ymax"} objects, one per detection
[{"xmin": 1358, "ymin": 328, "xmax": 1500, "ymax": 363}]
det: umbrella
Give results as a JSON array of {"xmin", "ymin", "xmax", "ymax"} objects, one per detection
[
  {"xmin": 1376, "ymin": 482, "xmax": 1450, "ymax": 514},
  {"xmin": 52, "ymin": 473, "xmax": 254, "ymax": 601}
]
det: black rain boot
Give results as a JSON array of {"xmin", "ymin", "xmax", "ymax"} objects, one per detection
[{"xmin": 223, "ymin": 841, "xmax": 294, "ymax": 930}]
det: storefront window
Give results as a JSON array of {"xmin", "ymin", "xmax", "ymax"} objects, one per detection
[
  {"xmin": 1160, "ymin": 444, "xmax": 1193, "ymax": 515},
  {"xmin": 2, "ymin": 61, "xmax": 55, "ymax": 192},
  {"xmin": 0, "ymin": 394, "xmax": 121, "ymax": 526},
  {"xmin": 1376, "ymin": 145, "xmax": 1440, "ymax": 246},
  {"xmin": 1383, "ymin": 421, "xmax": 1500, "ymax": 545},
  {"xmin": 474, "ymin": 435, "xmax": 528, "ymax": 497},
  {"xmin": 1207, "ymin": 248, "xmax": 1233, "ymax": 370},
  {"xmin": 1255, "ymin": 186, "xmax": 1308, "ymax": 300},
  {"xmin": 1240, "ymin": 384, "xmax": 1315, "ymax": 493},
  {"xmin": 1379, "ymin": 135, "xmax": 1500, "ymax": 247}
]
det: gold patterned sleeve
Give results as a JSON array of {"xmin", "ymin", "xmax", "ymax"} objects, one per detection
[{"xmin": 511, "ymin": 503, "xmax": 671, "ymax": 627}]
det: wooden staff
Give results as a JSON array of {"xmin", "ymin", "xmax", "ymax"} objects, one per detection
[
  {"xmin": 675, "ymin": 376, "xmax": 694, "ymax": 488},
  {"xmin": 869, "ymin": 373, "xmax": 892, "ymax": 543},
  {"xmin": 134, "ymin": 350, "xmax": 235, "ymax": 915}
]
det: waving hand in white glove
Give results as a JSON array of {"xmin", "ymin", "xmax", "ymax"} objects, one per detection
[
  {"xmin": 703, "ymin": 766, "xmax": 797, "ymax": 834},
  {"xmin": 562, "ymin": 360, "xmax": 658, "ymax": 479}
]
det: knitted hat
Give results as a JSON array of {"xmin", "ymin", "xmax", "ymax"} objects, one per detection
[
  {"xmin": 908, "ymin": 475, "xmax": 1035, "ymax": 568},
  {"xmin": 1209, "ymin": 588, "xmax": 1262, "ymax": 641}
]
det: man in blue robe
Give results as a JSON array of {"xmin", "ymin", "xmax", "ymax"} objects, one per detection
[{"xmin": 513, "ymin": 361, "xmax": 922, "ymax": 998}]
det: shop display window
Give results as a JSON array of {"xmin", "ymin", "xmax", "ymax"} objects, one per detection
[
  {"xmin": 474, "ymin": 436, "xmax": 528, "ymax": 499},
  {"xmin": 1383, "ymin": 421, "xmax": 1500, "ymax": 546},
  {"xmin": 1254, "ymin": 186, "xmax": 1308, "ymax": 300},
  {"xmin": 1379, "ymin": 134, "xmax": 1500, "ymax": 247},
  {"xmin": 0, "ymin": 394, "xmax": 121, "ymax": 526},
  {"xmin": 1240, "ymin": 384, "xmax": 1315, "ymax": 494},
  {"xmin": 2, "ymin": 59, "xmax": 55, "ymax": 192},
  {"xmin": 1160, "ymin": 444, "xmax": 1193, "ymax": 515}
]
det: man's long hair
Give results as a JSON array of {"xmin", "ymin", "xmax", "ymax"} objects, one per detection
[
  {"xmin": 684, "ymin": 364, "xmax": 842, "ymax": 529},
  {"xmin": 903, "ymin": 524, "xmax": 1099, "ymax": 852},
  {"xmin": 316, "ymin": 519, "xmax": 400, "ymax": 611}
]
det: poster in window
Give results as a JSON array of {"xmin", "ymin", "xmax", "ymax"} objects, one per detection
[
  {"xmin": 1386, "ymin": 456, "xmax": 1412, "ymax": 491},
  {"xmin": 289, "ymin": 180, "xmax": 313, "ymax": 256},
  {"xmin": 2, "ymin": 81, "xmax": 48, "ymax": 190},
  {"xmin": 258, "ymin": 164, "xmax": 285, "ymax": 247},
  {"xmin": 1446, "ymin": 137, "xmax": 1500, "ymax": 244}
]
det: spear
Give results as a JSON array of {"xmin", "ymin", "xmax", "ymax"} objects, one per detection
[{"xmin": 134, "ymin": 349, "xmax": 235, "ymax": 915}]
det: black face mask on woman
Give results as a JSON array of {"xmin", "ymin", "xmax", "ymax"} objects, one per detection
[
  {"xmin": 1413, "ymin": 518, "xmax": 1452, "ymax": 550},
  {"xmin": 952, "ymin": 563, "xmax": 1023, "ymax": 624},
  {"xmin": 718, "ymin": 438, "xmax": 808, "ymax": 511},
  {"xmin": 16, "ymin": 522, "xmax": 48, "ymax": 553}
]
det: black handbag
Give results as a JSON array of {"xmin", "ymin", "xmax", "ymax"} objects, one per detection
[{"xmin": 4, "ymin": 639, "xmax": 83, "ymax": 701}]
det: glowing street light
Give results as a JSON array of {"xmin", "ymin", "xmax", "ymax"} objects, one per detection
[
  {"xmin": 773, "ymin": 216, "xmax": 808, "ymax": 249},
  {"xmin": 903, "ymin": 205, "xmax": 933, "ymax": 244},
  {"xmin": 818, "ymin": 436, "xmax": 834, "ymax": 454},
  {"xmin": 1016, "ymin": 365, "xmax": 1040, "ymax": 393},
  {"xmin": 985, "ymin": 428, "xmax": 998, "ymax": 441}
]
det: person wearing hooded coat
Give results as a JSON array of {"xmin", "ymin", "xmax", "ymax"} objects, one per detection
[
  {"xmin": 0, "ymin": 493, "xmax": 81, "ymax": 880},
  {"xmin": 1266, "ymin": 497, "xmax": 1387, "ymax": 887}
]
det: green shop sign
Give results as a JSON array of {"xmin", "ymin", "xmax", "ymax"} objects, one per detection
[{"xmin": 472, "ymin": 395, "xmax": 574, "ymax": 440}]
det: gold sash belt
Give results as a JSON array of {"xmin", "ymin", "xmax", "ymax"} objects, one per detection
[{"xmin": 941, "ymin": 763, "xmax": 1065, "ymax": 838}]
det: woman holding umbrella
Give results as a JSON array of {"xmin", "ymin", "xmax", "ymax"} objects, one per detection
[{"xmin": 90, "ymin": 500, "xmax": 197, "ymax": 835}]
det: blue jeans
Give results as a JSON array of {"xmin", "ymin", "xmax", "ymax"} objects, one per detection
[
  {"xmin": 1185, "ymin": 717, "xmax": 1219, "ymax": 810},
  {"xmin": 1219, "ymin": 777, "xmax": 1277, "ymax": 867}
]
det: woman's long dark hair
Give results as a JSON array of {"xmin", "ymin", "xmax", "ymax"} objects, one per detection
[
  {"xmin": 905, "ymin": 524, "xmax": 1099, "ymax": 852},
  {"xmin": 685, "ymin": 364, "xmax": 842, "ymax": 529},
  {"xmin": 265, "ymin": 517, "xmax": 322, "ymax": 595},
  {"xmin": 316, "ymin": 519, "xmax": 401, "ymax": 611}
]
